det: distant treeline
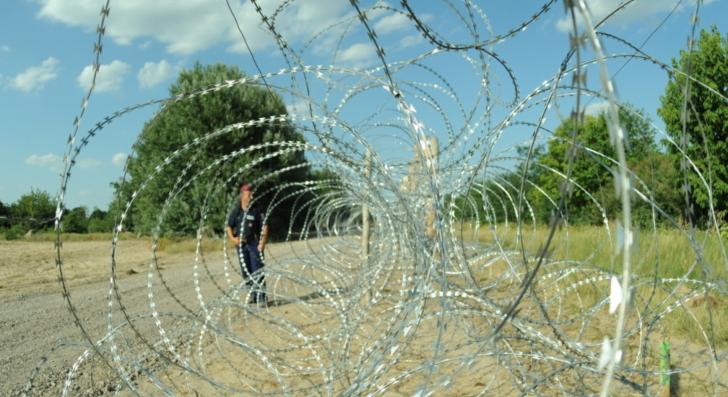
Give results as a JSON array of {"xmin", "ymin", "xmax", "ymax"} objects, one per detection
[
  {"xmin": 4, "ymin": 27, "xmax": 724, "ymax": 239},
  {"xmin": 453, "ymin": 26, "xmax": 727, "ymax": 230},
  {"xmin": 0, "ymin": 189, "xmax": 115, "ymax": 240}
]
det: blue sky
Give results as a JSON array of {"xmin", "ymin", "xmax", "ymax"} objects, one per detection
[{"xmin": 1, "ymin": 0, "xmax": 726, "ymax": 210}]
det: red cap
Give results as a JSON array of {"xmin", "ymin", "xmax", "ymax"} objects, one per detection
[{"xmin": 240, "ymin": 183, "xmax": 252, "ymax": 192}]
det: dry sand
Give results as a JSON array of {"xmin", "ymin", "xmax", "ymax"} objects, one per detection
[{"xmin": 1, "ymin": 238, "xmax": 726, "ymax": 396}]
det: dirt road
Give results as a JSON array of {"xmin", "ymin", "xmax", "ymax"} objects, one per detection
[
  {"xmin": 0, "ymin": 239, "xmax": 299, "ymax": 396},
  {"xmin": 2, "ymin": 239, "xmax": 726, "ymax": 396}
]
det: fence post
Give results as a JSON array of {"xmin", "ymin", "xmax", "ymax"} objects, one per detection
[
  {"xmin": 659, "ymin": 340, "xmax": 672, "ymax": 397},
  {"xmin": 362, "ymin": 150, "xmax": 371, "ymax": 297}
]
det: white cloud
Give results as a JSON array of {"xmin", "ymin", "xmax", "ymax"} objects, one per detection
[
  {"xmin": 78, "ymin": 158, "xmax": 102, "ymax": 169},
  {"xmin": 138, "ymin": 59, "xmax": 173, "ymax": 88},
  {"xmin": 11, "ymin": 57, "xmax": 59, "ymax": 93},
  {"xmin": 338, "ymin": 43, "xmax": 377, "ymax": 66},
  {"xmin": 112, "ymin": 152, "xmax": 127, "ymax": 166},
  {"xmin": 1, "ymin": 45, "xmax": 9, "ymax": 53},
  {"xmin": 556, "ymin": 0, "xmax": 710, "ymax": 32},
  {"xmin": 25, "ymin": 153, "xmax": 62, "ymax": 171},
  {"xmin": 37, "ymin": 0, "xmax": 350, "ymax": 55},
  {"xmin": 77, "ymin": 60, "xmax": 130, "ymax": 93},
  {"xmin": 373, "ymin": 13, "xmax": 411, "ymax": 35},
  {"xmin": 399, "ymin": 34, "xmax": 424, "ymax": 49},
  {"xmin": 585, "ymin": 101, "xmax": 610, "ymax": 116}
]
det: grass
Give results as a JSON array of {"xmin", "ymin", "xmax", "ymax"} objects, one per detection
[
  {"xmin": 1, "ymin": 231, "xmax": 227, "ymax": 254},
  {"xmin": 4, "ymin": 224, "xmax": 726, "ymax": 348},
  {"xmin": 453, "ymin": 221, "xmax": 728, "ymax": 347},
  {"xmin": 0, "ymin": 231, "xmax": 139, "ymax": 242},
  {"xmin": 154, "ymin": 236, "xmax": 226, "ymax": 254},
  {"xmin": 667, "ymin": 295, "xmax": 728, "ymax": 347},
  {"xmin": 453, "ymin": 222, "xmax": 728, "ymax": 280}
]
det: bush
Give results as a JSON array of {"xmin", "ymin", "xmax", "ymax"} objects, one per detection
[{"xmin": 4, "ymin": 224, "xmax": 26, "ymax": 240}]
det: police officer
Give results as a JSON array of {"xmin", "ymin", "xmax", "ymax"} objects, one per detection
[{"xmin": 226, "ymin": 183, "xmax": 269, "ymax": 305}]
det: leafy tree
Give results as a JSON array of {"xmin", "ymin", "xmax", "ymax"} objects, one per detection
[
  {"xmin": 449, "ymin": 107, "xmax": 682, "ymax": 227},
  {"xmin": 64, "ymin": 206, "xmax": 89, "ymax": 233},
  {"xmin": 112, "ymin": 63, "xmax": 310, "ymax": 237},
  {"xmin": 307, "ymin": 167, "xmax": 342, "ymax": 196},
  {"xmin": 658, "ymin": 25, "xmax": 727, "ymax": 225},
  {"xmin": 10, "ymin": 189, "xmax": 55, "ymax": 230},
  {"xmin": 87, "ymin": 208, "xmax": 114, "ymax": 233},
  {"xmin": 629, "ymin": 151, "xmax": 683, "ymax": 226},
  {"xmin": 451, "ymin": 180, "xmax": 518, "ymax": 224},
  {"xmin": 291, "ymin": 167, "xmax": 349, "ymax": 230},
  {"xmin": 528, "ymin": 106, "xmax": 672, "ymax": 225},
  {"xmin": 0, "ymin": 200, "xmax": 8, "ymax": 228}
]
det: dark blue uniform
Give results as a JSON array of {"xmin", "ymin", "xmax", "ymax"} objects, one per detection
[{"xmin": 228, "ymin": 205, "xmax": 266, "ymax": 303}]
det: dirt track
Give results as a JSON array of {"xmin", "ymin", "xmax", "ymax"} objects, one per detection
[
  {"xmin": 2, "ymin": 239, "xmax": 727, "ymax": 396},
  {"xmin": 0, "ymin": 239, "xmax": 266, "ymax": 396}
]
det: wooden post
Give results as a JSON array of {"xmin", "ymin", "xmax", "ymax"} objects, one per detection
[
  {"xmin": 423, "ymin": 137, "xmax": 439, "ymax": 239},
  {"xmin": 362, "ymin": 150, "xmax": 371, "ymax": 298}
]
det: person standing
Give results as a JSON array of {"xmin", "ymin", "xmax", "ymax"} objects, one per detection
[{"xmin": 226, "ymin": 183, "xmax": 269, "ymax": 305}]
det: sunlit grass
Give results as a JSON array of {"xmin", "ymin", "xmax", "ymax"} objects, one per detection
[
  {"xmin": 453, "ymin": 221, "xmax": 728, "ymax": 347},
  {"xmin": 155, "ymin": 236, "xmax": 225, "ymax": 254},
  {"xmin": 15, "ymin": 231, "xmax": 226, "ymax": 255},
  {"xmin": 11, "ymin": 231, "xmax": 137, "ymax": 242},
  {"xmin": 7, "ymin": 223, "xmax": 727, "ymax": 348},
  {"xmin": 453, "ymin": 222, "xmax": 728, "ymax": 281}
]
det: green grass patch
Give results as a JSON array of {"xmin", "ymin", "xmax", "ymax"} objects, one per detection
[
  {"xmin": 454, "ymin": 222, "xmax": 728, "ymax": 347},
  {"xmin": 454, "ymin": 222, "xmax": 728, "ymax": 281}
]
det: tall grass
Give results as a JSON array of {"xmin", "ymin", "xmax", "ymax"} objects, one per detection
[
  {"xmin": 7, "ymin": 231, "xmax": 227, "ymax": 255},
  {"xmin": 454, "ymin": 222, "xmax": 728, "ymax": 281},
  {"xmin": 453, "ymin": 222, "xmax": 728, "ymax": 347},
  {"xmin": 155, "ymin": 237, "xmax": 225, "ymax": 254}
]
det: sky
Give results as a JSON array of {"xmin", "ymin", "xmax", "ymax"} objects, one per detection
[{"xmin": 0, "ymin": 0, "xmax": 726, "ymax": 210}]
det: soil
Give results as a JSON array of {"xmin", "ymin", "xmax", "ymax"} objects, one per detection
[{"xmin": 1, "ymin": 239, "xmax": 726, "ymax": 396}]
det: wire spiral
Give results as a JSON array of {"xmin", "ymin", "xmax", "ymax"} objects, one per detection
[{"xmin": 32, "ymin": 1, "xmax": 728, "ymax": 396}]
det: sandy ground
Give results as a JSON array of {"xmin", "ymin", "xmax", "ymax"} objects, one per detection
[
  {"xmin": 0, "ymin": 237, "xmax": 344, "ymax": 396},
  {"xmin": 2, "ymin": 238, "xmax": 726, "ymax": 396},
  {"xmin": 0, "ymin": 239, "xmax": 215, "ymax": 395}
]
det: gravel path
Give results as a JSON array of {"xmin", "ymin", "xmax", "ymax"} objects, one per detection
[
  {"xmin": 0, "ymin": 238, "xmax": 330, "ymax": 396},
  {"xmin": 0, "ymin": 239, "xmax": 268, "ymax": 396}
]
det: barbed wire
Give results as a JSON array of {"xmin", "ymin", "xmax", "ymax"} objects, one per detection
[{"xmin": 26, "ymin": 0, "xmax": 728, "ymax": 396}]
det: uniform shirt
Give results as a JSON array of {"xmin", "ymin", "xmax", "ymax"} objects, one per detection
[{"xmin": 227, "ymin": 205, "xmax": 264, "ymax": 242}]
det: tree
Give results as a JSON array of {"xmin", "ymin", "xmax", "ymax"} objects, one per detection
[
  {"xmin": 0, "ymin": 200, "xmax": 9, "ymax": 228},
  {"xmin": 10, "ymin": 189, "xmax": 55, "ymax": 230},
  {"xmin": 64, "ymin": 206, "xmax": 89, "ymax": 233},
  {"xmin": 528, "ymin": 105, "xmax": 671, "ymax": 225},
  {"xmin": 658, "ymin": 25, "xmax": 727, "ymax": 225},
  {"xmin": 87, "ymin": 208, "xmax": 114, "ymax": 233},
  {"xmin": 629, "ymin": 151, "xmax": 683, "ymax": 226},
  {"xmin": 112, "ymin": 63, "xmax": 310, "ymax": 237}
]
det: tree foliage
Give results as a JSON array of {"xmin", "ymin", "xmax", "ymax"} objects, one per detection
[
  {"xmin": 658, "ymin": 25, "xmax": 728, "ymax": 225},
  {"xmin": 0, "ymin": 200, "xmax": 9, "ymax": 229},
  {"xmin": 87, "ymin": 208, "xmax": 114, "ymax": 233},
  {"xmin": 9, "ymin": 188, "xmax": 55, "ymax": 230},
  {"xmin": 452, "ymin": 105, "xmax": 682, "ymax": 227},
  {"xmin": 530, "ymin": 106, "xmax": 659, "ymax": 225},
  {"xmin": 112, "ymin": 63, "xmax": 310, "ymax": 237},
  {"xmin": 64, "ymin": 206, "xmax": 89, "ymax": 233}
]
